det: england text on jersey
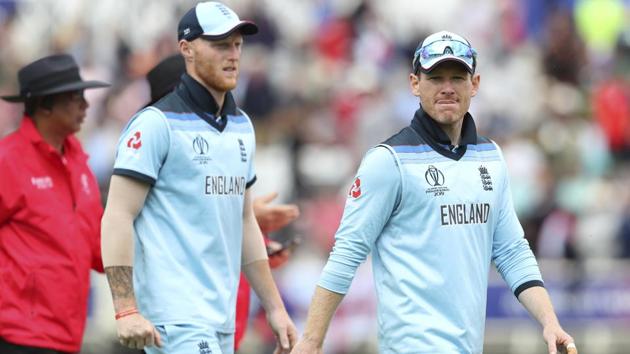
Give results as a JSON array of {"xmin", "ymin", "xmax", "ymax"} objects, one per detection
[
  {"xmin": 205, "ymin": 176, "xmax": 246, "ymax": 195},
  {"xmin": 440, "ymin": 203, "xmax": 490, "ymax": 226}
]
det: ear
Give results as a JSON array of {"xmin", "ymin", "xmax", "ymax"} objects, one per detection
[
  {"xmin": 409, "ymin": 73, "xmax": 421, "ymax": 97},
  {"xmin": 471, "ymin": 73, "xmax": 480, "ymax": 97},
  {"xmin": 179, "ymin": 40, "xmax": 194, "ymax": 62}
]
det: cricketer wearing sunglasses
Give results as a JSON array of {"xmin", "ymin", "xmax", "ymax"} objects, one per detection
[{"xmin": 291, "ymin": 31, "xmax": 577, "ymax": 354}]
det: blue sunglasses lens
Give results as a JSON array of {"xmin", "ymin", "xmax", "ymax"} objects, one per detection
[{"xmin": 413, "ymin": 40, "xmax": 476, "ymax": 72}]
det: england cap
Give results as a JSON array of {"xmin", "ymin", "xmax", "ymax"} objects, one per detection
[
  {"xmin": 178, "ymin": 1, "xmax": 258, "ymax": 41},
  {"xmin": 412, "ymin": 31, "xmax": 477, "ymax": 74}
]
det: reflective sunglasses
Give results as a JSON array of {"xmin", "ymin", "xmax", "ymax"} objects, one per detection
[{"xmin": 413, "ymin": 39, "xmax": 477, "ymax": 74}]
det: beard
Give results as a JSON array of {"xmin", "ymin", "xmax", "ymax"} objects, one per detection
[{"xmin": 193, "ymin": 60, "xmax": 238, "ymax": 93}]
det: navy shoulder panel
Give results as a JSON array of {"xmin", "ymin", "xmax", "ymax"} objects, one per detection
[
  {"xmin": 153, "ymin": 91, "xmax": 188, "ymax": 114},
  {"xmin": 382, "ymin": 126, "xmax": 426, "ymax": 146}
]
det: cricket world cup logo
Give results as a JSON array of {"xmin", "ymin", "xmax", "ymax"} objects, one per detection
[
  {"xmin": 193, "ymin": 135, "xmax": 209, "ymax": 155},
  {"xmin": 425, "ymin": 165, "xmax": 445, "ymax": 187}
]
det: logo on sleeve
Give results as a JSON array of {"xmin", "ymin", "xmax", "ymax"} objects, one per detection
[
  {"xmin": 126, "ymin": 131, "xmax": 142, "ymax": 150},
  {"xmin": 80, "ymin": 173, "xmax": 91, "ymax": 195},
  {"xmin": 348, "ymin": 177, "xmax": 362, "ymax": 199}
]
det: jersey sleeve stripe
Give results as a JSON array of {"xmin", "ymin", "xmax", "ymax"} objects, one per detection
[
  {"xmin": 513, "ymin": 279, "xmax": 544, "ymax": 298},
  {"xmin": 112, "ymin": 168, "xmax": 156, "ymax": 186},
  {"xmin": 245, "ymin": 175, "xmax": 257, "ymax": 189}
]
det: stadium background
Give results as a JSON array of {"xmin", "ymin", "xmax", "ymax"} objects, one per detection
[{"xmin": 1, "ymin": 0, "xmax": 630, "ymax": 353}]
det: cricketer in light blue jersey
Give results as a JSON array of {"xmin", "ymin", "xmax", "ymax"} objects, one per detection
[
  {"xmin": 292, "ymin": 31, "xmax": 577, "ymax": 354},
  {"xmin": 113, "ymin": 95, "xmax": 256, "ymax": 332},
  {"xmin": 101, "ymin": 2, "xmax": 296, "ymax": 354}
]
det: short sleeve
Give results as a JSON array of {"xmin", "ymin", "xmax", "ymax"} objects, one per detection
[
  {"xmin": 239, "ymin": 109, "xmax": 257, "ymax": 189},
  {"xmin": 113, "ymin": 108, "xmax": 170, "ymax": 185},
  {"xmin": 246, "ymin": 138, "xmax": 256, "ymax": 188}
]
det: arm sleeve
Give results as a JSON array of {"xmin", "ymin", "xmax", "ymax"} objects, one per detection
[
  {"xmin": 491, "ymin": 143, "xmax": 543, "ymax": 297},
  {"xmin": 318, "ymin": 146, "xmax": 401, "ymax": 294},
  {"xmin": 0, "ymin": 159, "xmax": 15, "ymax": 225},
  {"xmin": 0, "ymin": 158, "xmax": 20, "ymax": 225},
  {"xmin": 112, "ymin": 108, "xmax": 170, "ymax": 184}
]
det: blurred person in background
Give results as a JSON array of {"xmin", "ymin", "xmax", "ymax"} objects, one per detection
[
  {"xmin": 0, "ymin": 54, "xmax": 109, "ymax": 354},
  {"xmin": 291, "ymin": 31, "xmax": 577, "ymax": 354},
  {"xmin": 100, "ymin": 2, "xmax": 296, "ymax": 354},
  {"xmin": 144, "ymin": 53, "xmax": 300, "ymax": 351}
]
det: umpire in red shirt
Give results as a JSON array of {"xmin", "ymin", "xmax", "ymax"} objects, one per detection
[{"xmin": 0, "ymin": 54, "xmax": 109, "ymax": 354}]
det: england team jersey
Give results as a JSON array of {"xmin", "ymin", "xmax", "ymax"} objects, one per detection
[
  {"xmin": 319, "ymin": 107, "xmax": 543, "ymax": 353},
  {"xmin": 113, "ymin": 75, "xmax": 256, "ymax": 332}
]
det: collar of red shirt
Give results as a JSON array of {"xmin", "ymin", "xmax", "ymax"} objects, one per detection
[{"xmin": 18, "ymin": 115, "xmax": 78, "ymax": 156}]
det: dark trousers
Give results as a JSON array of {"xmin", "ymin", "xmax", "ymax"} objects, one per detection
[{"xmin": 0, "ymin": 337, "xmax": 71, "ymax": 354}]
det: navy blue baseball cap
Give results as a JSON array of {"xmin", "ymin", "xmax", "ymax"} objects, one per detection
[{"xmin": 178, "ymin": 1, "xmax": 258, "ymax": 41}]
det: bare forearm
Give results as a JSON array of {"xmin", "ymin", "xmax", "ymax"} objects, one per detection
[
  {"xmin": 101, "ymin": 175, "xmax": 149, "ymax": 267},
  {"xmin": 301, "ymin": 286, "xmax": 344, "ymax": 347},
  {"xmin": 243, "ymin": 260, "xmax": 284, "ymax": 312},
  {"xmin": 518, "ymin": 286, "xmax": 559, "ymax": 327},
  {"xmin": 101, "ymin": 209, "xmax": 135, "ymax": 266},
  {"xmin": 104, "ymin": 266, "xmax": 137, "ymax": 312}
]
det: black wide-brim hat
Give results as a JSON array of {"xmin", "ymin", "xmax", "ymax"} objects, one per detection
[{"xmin": 1, "ymin": 54, "xmax": 110, "ymax": 102}]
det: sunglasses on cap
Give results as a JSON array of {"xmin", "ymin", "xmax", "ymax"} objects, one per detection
[{"xmin": 412, "ymin": 39, "xmax": 477, "ymax": 74}]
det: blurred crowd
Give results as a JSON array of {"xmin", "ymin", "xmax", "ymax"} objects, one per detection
[{"xmin": 1, "ymin": 0, "xmax": 630, "ymax": 353}]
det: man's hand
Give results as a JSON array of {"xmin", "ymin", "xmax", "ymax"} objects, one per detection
[
  {"xmin": 543, "ymin": 323, "xmax": 576, "ymax": 354},
  {"xmin": 116, "ymin": 312, "xmax": 162, "ymax": 349},
  {"xmin": 254, "ymin": 192, "xmax": 299, "ymax": 233},
  {"xmin": 266, "ymin": 307, "xmax": 298, "ymax": 354}
]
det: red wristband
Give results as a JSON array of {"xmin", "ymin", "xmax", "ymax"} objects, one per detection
[{"xmin": 115, "ymin": 308, "xmax": 139, "ymax": 320}]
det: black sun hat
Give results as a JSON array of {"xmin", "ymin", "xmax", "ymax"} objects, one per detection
[{"xmin": 1, "ymin": 54, "xmax": 110, "ymax": 102}]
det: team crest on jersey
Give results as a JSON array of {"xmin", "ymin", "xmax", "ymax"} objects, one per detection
[
  {"xmin": 126, "ymin": 131, "xmax": 142, "ymax": 150},
  {"xmin": 348, "ymin": 177, "xmax": 362, "ymax": 199},
  {"xmin": 198, "ymin": 340, "xmax": 211, "ymax": 354},
  {"xmin": 424, "ymin": 165, "xmax": 449, "ymax": 197},
  {"xmin": 238, "ymin": 138, "xmax": 247, "ymax": 162},
  {"xmin": 192, "ymin": 135, "xmax": 212, "ymax": 165},
  {"xmin": 478, "ymin": 165, "xmax": 493, "ymax": 191}
]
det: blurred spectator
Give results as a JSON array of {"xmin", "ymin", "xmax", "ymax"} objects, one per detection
[
  {"xmin": 542, "ymin": 9, "xmax": 587, "ymax": 85},
  {"xmin": 592, "ymin": 32, "xmax": 630, "ymax": 159}
]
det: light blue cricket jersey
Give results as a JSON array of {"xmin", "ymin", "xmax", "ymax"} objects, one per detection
[
  {"xmin": 319, "ymin": 107, "xmax": 543, "ymax": 354},
  {"xmin": 113, "ymin": 75, "xmax": 256, "ymax": 333}
]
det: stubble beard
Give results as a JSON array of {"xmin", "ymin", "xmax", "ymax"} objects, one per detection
[{"xmin": 195, "ymin": 61, "xmax": 238, "ymax": 93}]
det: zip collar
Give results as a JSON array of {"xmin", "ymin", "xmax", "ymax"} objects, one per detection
[
  {"xmin": 410, "ymin": 105, "xmax": 478, "ymax": 160},
  {"xmin": 176, "ymin": 73, "xmax": 237, "ymax": 132}
]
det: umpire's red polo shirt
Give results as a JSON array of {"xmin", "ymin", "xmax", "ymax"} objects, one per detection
[{"xmin": 0, "ymin": 116, "xmax": 103, "ymax": 353}]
